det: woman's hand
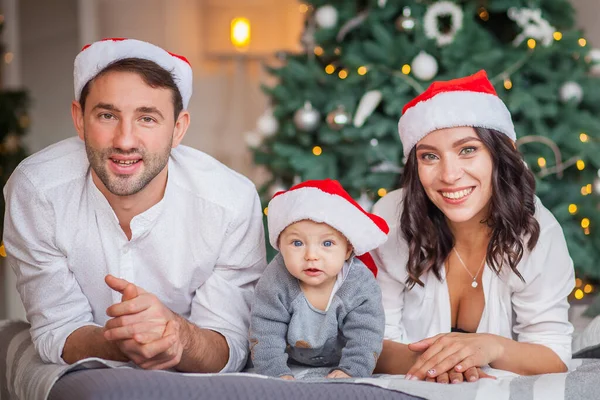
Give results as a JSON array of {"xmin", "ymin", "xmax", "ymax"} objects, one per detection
[
  {"xmin": 405, "ymin": 333, "xmax": 504, "ymax": 381},
  {"xmin": 424, "ymin": 367, "xmax": 496, "ymax": 384}
]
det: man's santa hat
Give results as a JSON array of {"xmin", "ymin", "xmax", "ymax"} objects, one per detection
[
  {"xmin": 74, "ymin": 38, "xmax": 193, "ymax": 109},
  {"xmin": 267, "ymin": 179, "xmax": 389, "ymax": 260},
  {"xmin": 398, "ymin": 70, "xmax": 516, "ymax": 157}
]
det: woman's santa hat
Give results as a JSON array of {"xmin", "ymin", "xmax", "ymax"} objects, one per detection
[
  {"xmin": 74, "ymin": 38, "xmax": 193, "ymax": 109},
  {"xmin": 267, "ymin": 179, "xmax": 389, "ymax": 258},
  {"xmin": 398, "ymin": 70, "xmax": 516, "ymax": 157}
]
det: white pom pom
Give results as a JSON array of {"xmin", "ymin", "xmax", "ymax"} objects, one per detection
[
  {"xmin": 588, "ymin": 48, "xmax": 600, "ymax": 75},
  {"xmin": 411, "ymin": 51, "xmax": 438, "ymax": 81},
  {"xmin": 315, "ymin": 5, "xmax": 338, "ymax": 29}
]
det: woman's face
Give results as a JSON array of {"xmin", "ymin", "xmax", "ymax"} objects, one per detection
[{"xmin": 415, "ymin": 126, "xmax": 493, "ymax": 225}]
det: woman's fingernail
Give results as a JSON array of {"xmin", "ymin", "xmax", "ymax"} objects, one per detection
[
  {"xmin": 469, "ymin": 376, "xmax": 477, "ymax": 382},
  {"xmin": 452, "ymin": 379, "xmax": 460, "ymax": 384},
  {"xmin": 405, "ymin": 374, "xmax": 412, "ymax": 380},
  {"xmin": 455, "ymin": 365, "xmax": 463, "ymax": 371},
  {"xmin": 428, "ymin": 369, "xmax": 436, "ymax": 376},
  {"xmin": 410, "ymin": 375, "xmax": 420, "ymax": 381}
]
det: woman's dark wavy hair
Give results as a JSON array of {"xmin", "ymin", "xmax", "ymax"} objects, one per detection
[{"xmin": 400, "ymin": 127, "xmax": 540, "ymax": 288}]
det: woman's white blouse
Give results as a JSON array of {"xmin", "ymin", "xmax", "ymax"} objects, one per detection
[{"xmin": 371, "ymin": 189, "xmax": 575, "ymax": 365}]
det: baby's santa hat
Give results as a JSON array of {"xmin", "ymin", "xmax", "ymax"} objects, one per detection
[
  {"xmin": 398, "ymin": 70, "xmax": 516, "ymax": 157},
  {"xmin": 267, "ymin": 179, "xmax": 389, "ymax": 261},
  {"xmin": 74, "ymin": 38, "xmax": 193, "ymax": 109}
]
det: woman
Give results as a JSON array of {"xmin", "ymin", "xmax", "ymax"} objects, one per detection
[{"xmin": 372, "ymin": 70, "xmax": 575, "ymax": 384}]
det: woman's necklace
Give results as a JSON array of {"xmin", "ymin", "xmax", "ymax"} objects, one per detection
[{"xmin": 453, "ymin": 248, "xmax": 486, "ymax": 288}]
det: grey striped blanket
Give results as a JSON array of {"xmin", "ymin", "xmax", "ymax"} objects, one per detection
[{"xmin": 2, "ymin": 320, "xmax": 600, "ymax": 400}]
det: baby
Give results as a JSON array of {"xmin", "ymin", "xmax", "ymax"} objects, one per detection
[{"xmin": 249, "ymin": 179, "xmax": 389, "ymax": 379}]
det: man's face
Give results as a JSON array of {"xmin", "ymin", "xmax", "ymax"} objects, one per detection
[{"xmin": 75, "ymin": 71, "xmax": 181, "ymax": 197}]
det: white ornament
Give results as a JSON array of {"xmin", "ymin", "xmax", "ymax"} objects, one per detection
[
  {"xmin": 326, "ymin": 106, "xmax": 352, "ymax": 130},
  {"xmin": 356, "ymin": 192, "xmax": 374, "ymax": 212},
  {"xmin": 353, "ymin": 90, "xmax": 383, "ymax": 128},
  {"xmin": 411, "ymin": 51, "xmax": 439, "ymax": 81},
  {"xmin": 256, "ymin": 108, "xmax": 279, "ymax": 137},
  {"xmin": 378, "ymin": 0, "xmax": 387, "ymax": 7},
  {"xmin": 423, "ymin": 1, "xmax": 464, "ymax": 46},
  {"xmin": 559, "ymin": 81, "xmax": 583, "ymax": 104},
  {"xmin": 294, "ymin": 101, "xmax": 321, "ymax": 132},
  {"xmin": 245, "ymin": 131, "xmax": 263, "ymax": 148},
  {"xmin": 587, "ymin": 48, "xmax": 600, "ymax": 75},
  {"xmin": 594, "ymin": 176, "xmax": 600, "ymax": 195},
  {"xmin": 508, "ymin": 7, "xmax": 555, "ymax": 48},
  {"xmin": 315, "ymin": 5, "xmax": 338, "ymax": 29}
]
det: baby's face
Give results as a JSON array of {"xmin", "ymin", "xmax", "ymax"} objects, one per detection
[{"xmin": 279, "ymin": 220, "xmax": 352, "ymax": 289}]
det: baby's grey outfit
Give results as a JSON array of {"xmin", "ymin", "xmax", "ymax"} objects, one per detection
[{"xmin": 249, "ymin": 253, "xmax": 385, "ymax": 378}]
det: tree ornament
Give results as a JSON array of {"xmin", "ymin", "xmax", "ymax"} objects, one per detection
[
  {"xmin": 294, "ymin": 101, "xmax": 321, "ymax": 132},
  {"xmin": 594, "ymin": 176, "xmax": 600, "ymax": 195},
  {"xmin": 356, "ymin": 192, "xmax": 374, "ymax": 212},
  {"xmin": 378, "ymin": 0, "xmax": 387, "ymax": 7},
  {"xmin": 508, "ymin": 7, "xmax": 555, "ymax": 48},
  {"xmin": 587, "ymin": 48, "xmax": 600, "ymax": 76},
  {"xmin": 268, "ymin": 180, "xmax": 287, "ymax": 198},
  {"xmin": 395, "ymin": 7, "xmax": 416, "ymax": 33},
  {"xmin": 256, "ymin": 108, "xmax": 279, "ymax": 137},
  {"xmin": 326, "ymin": 105, "xmax": 351, "ymax": 130},
  {"xmin": 244, "ymin": 131, "xmax": 263, "ymax": 148},
  {"xmin": 315, "ymin": 5, "xmax": 338, "ymax": 29},
  {"xmin": 411, "ymin": 51, "xmax": 438, "ymax": 81},
  {"xmin": 423, "ymin": 1, "xmax": 464, "ymax": 46},
  {"xmin": 353, "ymin": 90, "xmax": 383, "ymax": 128},
  {"xmin": 559, "ymin": 81, "xmax": 583, "ymax": 104}
]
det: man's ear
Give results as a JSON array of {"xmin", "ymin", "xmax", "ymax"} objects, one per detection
[
  {"xmin": 172, "ymin": 110, "xmax": 190, "ymax": 147},
  {"xmin": 71, "ymin": 100, "xmax": 85, "ymax": 141}
]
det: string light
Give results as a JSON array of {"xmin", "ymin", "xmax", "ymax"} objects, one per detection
[
  {"xmin": 537, "ymin": 157, "xmax": 547, "ymax": 168},
  {"xmin": 553, "ymin": 32, "xmax": 563, "ymax": 41},
  {"xmin": 586, "ymin": 183, "xmax": 592, "ymax": 194},
  {"xmin": 478, "ymin": 8, "xmax": 489, "ymax": 21},
  {"xmin": 527, "ymin": 39, "xmax": 537, "ymax": 49},
  {"xmin": 314, "ymin": 46, "xmax": 324, "ymax": 56},
  {"xmin": 357, "ymin": 66, "xmax": 368, "ymax": 75},
  {"xmin": 577, "ymin": 160, "xmax": 585, "ymax": 170},
  {"xmin": 579, "ymin": 38, "xmax": 587, "ymax": 47},
  {"xmin": 584, "ymin": 227, "xmax": 591, "ymax": 235},
  {"xmin": 581, "ymin": 218, "xmax": 590, "ymax": 229},
  {"xmin": 504, "ymin": 78, "xmax": 513, "ymax": 90},
  {"xmin": 580, "ymin": 133, "xmax": 589, "ymax": 142},
  {"xmin": 401, "ymin": 64, "xmax": 411, "ymax": 75},
  {"xmin": 263, "ymin": 207, "xmax": 268, "ymax": 215},
  {"xmin": 581, "ymin": 186, "xmax": 589, "ymax": 196},
  {"xmin": 312, "ymin": 146, "xmax": 322, "ymax": 156},
  {"xmin": 584, "ymin": 284, "xmax": 594, "ymax": 294},
  {"xmin": 377, "ymin": 188, "xmax": 387, "ymax": 197},
  {"xmin": 325, "ymin": 64, "xmax": 335, "ymax": 74},
  {"xmin": 338, "ymin": 69, "xmax": 348, "ymax": 79},
  {"xmin": 0, "ymin": 242, "xmax": 6, "ymax": 258},
  {"xmin": 569, "ymin": 204, "xmax": 578, "ymax": 214},
  {"xmin": 574, "ymin": 289, "xmax": 584, "ymax": 300},
  {"xmin": 334, "ymin": 47, "xmax": 341, "ymax": 55},
  {"xmin": 576, "ymin": 278, "xmax": 583, "ymax": 287}
]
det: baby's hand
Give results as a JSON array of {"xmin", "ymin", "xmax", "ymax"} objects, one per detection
[
  {"xmin": 280, "ymin": 375, "xmax": 295, "ymax": 381},
  {"xmin": 327, "ymin": 370, "xmax": 351, "ymax": 379}
]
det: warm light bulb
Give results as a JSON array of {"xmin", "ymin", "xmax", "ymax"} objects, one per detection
[
  {"xmin": 527, "ymin": 39, "xmax": 537, "ymax": 49},
  {"xmin": 338, "ymin": 69, "xmax": 348, "ymax": 79},
  {"xmin": 582, "ymin": 186, "xmax": 589, "ymax": 196},
  {"xmin": 357, "ymin": 66, "xmax": 368, "ymax": 75},
  {"xmin": 574, "ymin": 289, "xmax": 584, "ymax": 300},
  {"xmin": 553, "ymin": 32, "xmax": 563, "ymax": 41},
  {"xmin": 579, "ymin": 38, "xmax": 587, "ymax": 47},
  {"xmin": 569, "ymin": 204, "xmax": 578, "ymax": 214},
  {"xmin": 576, "ymin": 278, "xmax": 583, "ymax": 287},
  {"xmin": 577, "ymin": 160, "xmax": 585, "ymax": 170},
  {"xmin": 325, "ymin": 64, "xmax": 335, "ymax": 74},
  {"xmin": 581, "ymin": 218, "xmax": 590, "ymax": 229},
  {"xmin": 377, "ymin": 188, "xmax": 387, "ymax": 197},
  {"xmin": 231, "ymin": 18, "xmax": 251, "ymax": 50},
  {"xmin": 504, "ymin": 79, "xmax": 513, "ymax": 90},
  {"xmin": 584, "ymin": 284, "xmax": 594, "ymax": 294},
  {"xmin": 263, "ymin": 207, "xmax": 268, "ymax": 216},
  {"xmin": 586, "ymin": 184, "xmax": 592, "ymax": 194},
  {"xmin": 537, "ymin": 157, "xmax": 546, "ymax": 168},
  {"xmin": 312, "ymin": 146, "xmax": 323, "ymax": 156},
  {"xmin": 314, "ymin": 46, "xmax": 324, "ymax": 56},
  {"xmin": 580, "ymin": 133, "xmax": 589, "ymax": 142},
  {"xmin": 402, "ymin": 64, "xmax": 411, "ymax": 75}
]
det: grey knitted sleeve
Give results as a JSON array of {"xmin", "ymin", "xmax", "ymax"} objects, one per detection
[
  {"xmin": 249, "ymin": 254, "xmax": 296, "ymax": 377},
  {"xmin": 335, "ymin": 262, "xmax": 385, "ymax": 377}
]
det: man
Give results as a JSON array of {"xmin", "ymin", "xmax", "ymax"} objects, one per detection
[{"xmin": 2, "ymin": 38, "xmax": 267, "ymax": 372}]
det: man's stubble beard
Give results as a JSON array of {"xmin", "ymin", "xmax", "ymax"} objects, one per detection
[{"xmin": 84, "ymin": 134, "xmax": 173, "ymax": 197}]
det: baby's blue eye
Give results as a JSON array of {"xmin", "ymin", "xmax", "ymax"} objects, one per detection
[
  {"xmin": 323, "ymin": 240, "xmax": 333, "ymax": 247},
  {"xmin": 293, "ymin": 240, "xmax": 303, "ymax": 247}
]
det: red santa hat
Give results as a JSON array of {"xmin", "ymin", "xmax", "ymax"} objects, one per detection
[
  {"xmin": 398, "ymin": 70, "xmax": 516, "ymax": 157},
  {"xmin": 74, "ymin": 38, "xmax": 193, "ymax": 109},
  {"xmin": 267, "ymin": 179, "xmax": 389, "ymax": 258}
]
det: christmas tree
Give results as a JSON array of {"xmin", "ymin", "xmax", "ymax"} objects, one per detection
[
  {"xmin": 0, "ymin": 15, "xmax": 29, "ymax": 245},
  {"xmin": 249, "ymin": 0, "xmax": 600, "ymax": 285}
]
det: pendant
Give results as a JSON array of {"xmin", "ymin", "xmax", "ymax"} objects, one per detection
[{"xmin": 471, "ymin": 281, "xmax": 478, "ymax": 288}]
